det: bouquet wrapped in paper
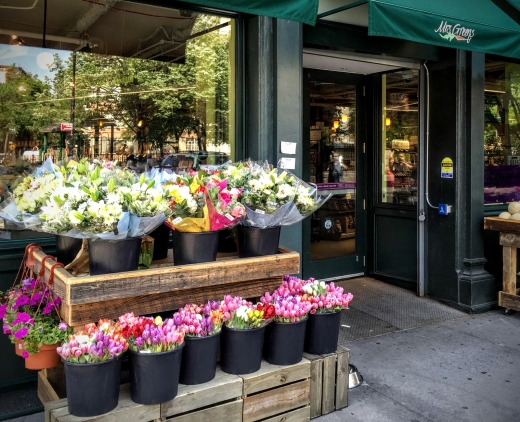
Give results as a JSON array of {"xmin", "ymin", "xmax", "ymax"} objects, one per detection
[
  {"xmin": 0, "ymin": 158, "xmax": 62, "ymax": 230},
  {"xmin": 205, "ymin": 170, "xmax": 245, "ymax": 231},
  {"xmin": 164, "ymin": 170, "xmax": 210, "ymax": 232},
  {"xmin": 221, "ymin": 160, "xmax": 330, "ymax": 228}
]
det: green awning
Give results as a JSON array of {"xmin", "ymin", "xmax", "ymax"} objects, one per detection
[
  {"xmin": 183, "ymin": 0, "xmax": 319, "ymax": 25},
  {"xmin": 368, "ymin": 0, "xmax": 520, "ymax": 59}
]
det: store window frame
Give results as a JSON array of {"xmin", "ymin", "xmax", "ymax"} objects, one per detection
[{"xmin": 377, "ymin": 68, "xmax": 420, "ymax": 208}]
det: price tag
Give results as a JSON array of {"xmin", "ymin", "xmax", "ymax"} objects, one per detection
[
  {"xmin": 172, "ymin": 217, "xmax": 183, "ymax": 225},
  {"xmin": 255, "ymin": 209, "xmax": 266, "ymax": 214},
  {"xmin": 225, "ymin": 213, "xmax": 234, "ymax": 221}
]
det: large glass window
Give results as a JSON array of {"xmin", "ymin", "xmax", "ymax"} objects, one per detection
[
  {"xmin": 381, "ymin": 69, "xmax": 419, "ymax": 205},
  {"xmin": 484, "ymin": 60, "xmax": 520, "ymax": 204},
  {"xmin": 0, "ymin": 0, "xmax": 236, "ymax": 239}
]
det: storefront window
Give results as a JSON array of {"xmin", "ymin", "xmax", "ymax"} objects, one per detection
[
  {"xmin": 0, "ymin": 0, "xmax": 236, "ymax": 239},
  {"xmin": 484, "ymin": 60, "xmax": 520, "ymax": 204},
  {"xmin": 381, "ymin": 69, "xmax": 419, "ymax": 205}
]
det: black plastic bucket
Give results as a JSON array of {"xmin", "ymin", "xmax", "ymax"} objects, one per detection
[
  {"xmin": 179, "ymin": 332, "xmax": 220, "ymax": 385},
  {"xmin": 129, "ymin": 344, "xmax": 184, "ymax": 405},
  {"xmin": 55, "ymin": 235, "xmax": 83, "ymax": 266},
  {"xmin": 304, "ymin": 311, "xmax": 342, "ymax": 355},
  {"xmin": 263, "ymin": 318, "xmax": 307, "ymax": 365},
  {"xmin": 63, "ymin": 356, "xmax": 122, "ymax": 417},
  {"xmin": 220, "ymin": 325, "xmax": 266, "ymax": 375},
  {"xmin": 149, "ymin": 223, "xmax": 170, "ymax": 261},
  {"xmin": 237, "ymin": 226, "xmax": 281, "ymax": 258},
  {"xmin": 217, "ymin": 229, "xmax": 237, "ymax": 253},
  {"xmin": 171, "ymin": 230, "xmax": 219, "ymax": 265},
  {"xmin": 88, "ymin": 237, "xmax": 142, "ymax": 276}
]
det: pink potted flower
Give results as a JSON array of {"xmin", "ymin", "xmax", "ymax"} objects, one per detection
[{"xmin": 173, "ymin": 301, "xmax": 224, "ymax": 384}]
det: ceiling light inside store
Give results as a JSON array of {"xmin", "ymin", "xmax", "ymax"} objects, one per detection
[
  {"xmin": 333, "ymin": 120, "xmax": 339, "ymax": 128},
  {"xmin": 386, "ymin": 117, "xmax": 391, "ymax": 126},
  {"xmin": 341, "ymin": 114, "xmax": 348, "ymax": 123}
]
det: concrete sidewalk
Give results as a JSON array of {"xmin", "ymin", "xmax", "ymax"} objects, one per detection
[{"xmin": 317, "ymin": 309, "xmax": 520, "ymax": 422}]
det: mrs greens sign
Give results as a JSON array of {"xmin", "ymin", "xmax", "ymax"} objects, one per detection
[{"xmin": 435, "ymin": 21, "xmax": 475, "ymax": 44}]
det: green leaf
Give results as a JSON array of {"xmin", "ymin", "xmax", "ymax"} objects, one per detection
[
  {"xmin": 108, "ymin": 177, "xmax": 115, "ymax": 193},
  {"xmin": 146, "ymin": 180, "xmax": 155, "ymax": 191},
  {"xmin": 53, "ymin": 196, "xmax": 65, "ymax": 206},
  {"xmin": 140, "ymin": 173, "xmax": 145, "ymax": 186},
  {"xmin": 71, "ymin": 211, "xmax": 84, "ymax": 221},
  {"xmin": 80, "ymin": 186, "xmax": 90, "ymax": 196}
]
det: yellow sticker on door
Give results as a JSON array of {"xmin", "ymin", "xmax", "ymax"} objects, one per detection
[{"xmin": 441, "ymin": 157, "xmax": 453, "ymax": 178}]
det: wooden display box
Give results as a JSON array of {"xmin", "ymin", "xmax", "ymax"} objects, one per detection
[
  {"xmin": 303, "ymin": 346, "xmax": 350, "ymax": 418},
  {"xmin": 31, "ymin": 247, "xmax": 300, "ymax": 327},
  {"xmin": 240, "ymin": 359, "xmax": 311, "ymax": 422}
]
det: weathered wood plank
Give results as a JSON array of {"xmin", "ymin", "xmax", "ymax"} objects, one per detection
[
  {"xmin": 335, "ymin": 346, "xmax": 350, "ymax": 410},
  {"xmin": 243, "ymin": 379, "xmax": 310, "ymax": 422},
  {"xmin": 484, "ymin": 217, "xmax": 520, "ymax": 234},
  {"xmin": 161, "ymin": 368, "xmax": 242, "ymax": 418},
  {"xmin": 241, "ymin": 359, "xmax": 310, "ymax": 396},
  {"xmin": 260, "ymin": 405, "xmax": 310, "ymax": 422},
  {"xmin": 33, "ymin": 248, "xmax": 299, "ymax": 306},
  {"xmin": 50, "ymin": 384, "xmax": 160, "ymax": 422},
  {"xmin": 502, "ymin": 246, "xmax": 517, "ymax": 295},
  {"xmin": 302, "ymin": 352, "xmax": 323, "ymax": 419},
  {"xmin": 320, "ymin": 354, "xmax": 336, "ymax": 415},
  {"xmin": 499, "ymin": 291, "xmax": 520, "ymax": 311},
  {"xmin": 38, "ymin": 371, "xmax": 60, "ymax": 405},
  {"xmin": 165, "ymin": 399, "xmax": 242, "ymax": 422},
  {"xmin": 63, "ymin": 277, "xmax": 283, "ymax": 327},
  {"xmin": 499, "ymin": 232, "xmax": 520, "ymax": 248},
  {"xmin": 44, "ymin": 398, "xmax": 68, "ymax": 422}
]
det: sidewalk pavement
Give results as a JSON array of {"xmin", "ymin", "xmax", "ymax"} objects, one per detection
[
  {"xmin": 317, "ymin": 309, "xmax": 520, "ymax": 422},
  {"xmin": 6, "ymin": 309, "xmax": 520, "ymax": 422}
]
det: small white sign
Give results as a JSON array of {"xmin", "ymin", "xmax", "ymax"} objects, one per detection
[
  {"xmin": 278, "ymin": 157, "xmax": 296, "ymax": 170},
  {"xmin": 172, "ymin": 217, "xmax": 183, "ymax": 225},
  {"xmin": 225, "ymin": 213, "xmax": 234, "ymax": 221},
  {"xmin": 281, "ymin": 142, "xmax": 297, "ymax": 155}
]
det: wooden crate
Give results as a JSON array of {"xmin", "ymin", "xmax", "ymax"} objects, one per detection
[
  {"xmin": 30, "ymin": 247, "xmax": 300, "ymax": 327},
  {"xmin": 484, "ymin": 217, "xmax": 520, "ymax": 312},
  {"xmin": 41, "ymin": 367, "xmax": 242, "ymax": 422},
  {"xmin": 161, "ymin": 368, "xmax": 243, "ymax": 421},
  {"xmin": 240, "ymin": 359, "xmax": 311, "ymax": 422},
  {"xmin": 303, "ymin": 346, "xmax": 350, "ymax": 418}
]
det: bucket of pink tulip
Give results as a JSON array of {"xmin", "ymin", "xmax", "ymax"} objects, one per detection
[
  {"xmin": 173, "ymin": 301, "xmax": 224, "ymax": 385},
  {"xmin": 301, "ymin": 277, "xmax": 354, "ymax": 354},
  {"xmin": 57, "ymin": 319, "xmax": 128, "ymax": 417},
  {"xmin": 260, "ymin": 277, "xmax": 313, "ymax": 365},
  {"xmin": 118, "ymin": 312, "xmax": 185, "ymax": 405}
]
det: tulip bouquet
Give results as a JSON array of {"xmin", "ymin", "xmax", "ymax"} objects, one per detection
[
  {"xmin": 1, "ymin": 277, "xmax": 71, "ymax": 357},
  {"xmin": 173, "ymin": 301, "xmax": 225, "ymax": 337},
  {"xmin": 221, "ymin": 295, "xmax": 275, "ymax": 329},
  {"xmin": 57, "ymin": 318, "xmax": 128, "ymax": 363},
  {"xmin": 118, "ymin": 312, "xmax": 184, "ymax": 353},
  {"xmin": 260, "ymin": 281, "xmax": 312, "ymax": 323},
  {"xmin": 301, "ymin": 278, "xmax": 354, "ymax": 314}
]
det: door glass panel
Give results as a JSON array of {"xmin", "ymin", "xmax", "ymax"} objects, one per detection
[
  {"xmin": 381, "ymin": 69, "xmax": 419, "ymax": 205},
  {"xmin": 308, "ymin": 81, "xmax": 356, "ymax": 261}
]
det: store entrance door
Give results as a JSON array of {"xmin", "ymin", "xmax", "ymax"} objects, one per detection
[{"xmin": 302, "ymin": 69, "xmax": 366, "ymax": 280}]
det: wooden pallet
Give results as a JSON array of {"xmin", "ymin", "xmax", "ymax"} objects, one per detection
[
  {"xmin": 484, "ymin": 217, "xmax": 520, "ymax": 312},
  {"xmin": 30, "ymin": 247, "xmax": 300, "ymax": 327},
  {"xmin": 240, "ymin": 359, "xmax": 311, "ymax": 422},
  {"xmin": 303, "ymin": 346, "xmax": 350, "ymax": 418}
]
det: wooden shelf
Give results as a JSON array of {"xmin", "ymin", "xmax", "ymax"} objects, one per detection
[
  {"xmin": 484, "ymin": 217, "xmax": 520, "ymax": 312},
  {"xmin": 32, "ymin": 247, "xmax": 300, "ymax": 327}
]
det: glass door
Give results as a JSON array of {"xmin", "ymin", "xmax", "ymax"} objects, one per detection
[{"xmin": 302, "ymin": 69, "xmax": 366, "ymax": 280}]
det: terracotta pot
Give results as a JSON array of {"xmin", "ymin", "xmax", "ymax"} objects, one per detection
[{"xmin": 17, "ymin": 342, "xmax": 61, "ymax": 370}]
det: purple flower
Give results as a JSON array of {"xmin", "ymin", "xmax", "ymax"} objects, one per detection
[
  {"xmin": 0, "ymin": 305, "xmax": 6, "ymax": 319},
  {"xmin": 3, "ymin": 322, "xmax": 11, "ymax": 335},
  {"xmin": 58, "ymin": 322, "xmax": 68, "ymax": 332},
  {"xmin": 14, "ymin": 327, "xmax": 29, "ymax": 339},
  {"xmin": 14, "ymin": 296, "xmax": 29, "ymax": 308},
  {"xmin": 42, "ymin": 304, "xmax": 53, "ymax": 315},
  {"xmin": 22, "ymin": 351, "xmax": 29, "ymax": 359},
  {"xmin": 12, "ymin": 312, "xmax": 33, "ymax": 325}
]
